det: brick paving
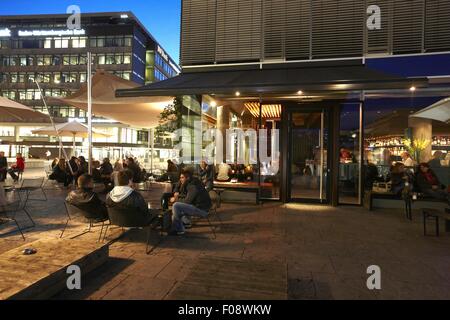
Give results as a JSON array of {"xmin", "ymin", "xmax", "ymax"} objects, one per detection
[{"xmin": 1, "ymin": 169, "xmax": 450, "ymax": 300}]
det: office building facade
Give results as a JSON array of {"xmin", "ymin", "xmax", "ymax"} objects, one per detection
[{"xmin": 0, "ymin": 12, "xmax": 180, "ymax": 161}]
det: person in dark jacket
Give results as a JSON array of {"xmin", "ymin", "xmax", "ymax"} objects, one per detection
[
  {"xmin": 417, "ymin": 163, "xmax": 449, "ymax": 204},
  {"xmin": 77, "ymin": 156, "xmax": 88, "ymax": 177},
  {"xmin": 105, "ymin": 170, "xmax": 156, "ymax": 224},
  {"xmin": 199, "ymin": 160, "xmax": 214, "ymax": 191},
  {"xmin": 66, "ymin": 156, "xmax": 79, "ymax": 186},
  {"xmin": 49, "ymin": 158, "xmax": 70, "ymax": 185},
  {"xmin": 66, "ymin": 174, "xmax": 108, "ymax": 221},
  {"xmin": 126, "ymin": 157, "xmax": 142, "ymax": 183},
  {"xmin": 169, "ymin": 169, "xmax": 212, "ymax": 235},
  {"xmin": 0, "ymin": 151, "xmax": 7, "ymax": 182},
  {"xmin": 389, "ymin": 163, "xmax": 413, "ymax": 195},
  {"xmin": 99, "ymin": 158, "xmax": 114, "ymax": 188}
]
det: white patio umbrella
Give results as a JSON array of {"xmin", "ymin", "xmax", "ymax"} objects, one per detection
[
  {"xmin": 0, "ymin": 96, "xmax": 48, "ymax": 122},
  {"xmin": 50, "ymin": 69, "xmax": 173, "ymax": 128},
  {"xmin": 31, "ymin": 121, "xmax": 111, "ymax": 156},
  {"xmin": 410, "ymin": 97, "xmax": 450, "ymax": 123}
]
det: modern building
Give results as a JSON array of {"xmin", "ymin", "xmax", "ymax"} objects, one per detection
[
  {"xmin": 0, "ymin": 12, "xmax": 180, "ymax": 162},
  {"xmin": 118, "ymin": 0, "xmax": 450, "ymax": 206}
]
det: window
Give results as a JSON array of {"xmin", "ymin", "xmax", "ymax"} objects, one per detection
[
  {"xmin": 44, "ymin": 38, "xmax": 52, "ymax": 48},
  {"xmin": 69, "ymin": 73, "xmax": 77, "ymax": 83},
  {"xmin": 43, "ymin": 73, "xmax": 51, "ymax": 83},
  {"xmin": 71, "ymin": 37, "xmax": 86, "ymax": 48},
  {"xmin": 27, "ymin": 73, "xmax": 35, "ymax": 83},
  {"xmin": 124, "ymin": 36, "xmax": 132, "ymax": 47},
  {"xmin": 89, "ymin": 38, "xmax": 97, "ymax": 47},
  {"xmin": 61, "ymin": 73, "xmax": 69, "ymax": 83},
  {"xmin": 79, "ymin": 72, "xmax": 86, "ymax": 83},
  {"xmin": 37, "ymin": 55, "xmax": 44, "ymax": 66},
  {"xmin": 97, "ymin": 37, "xmax": 105, "ymax": 47},
  {"xmin": 115, "ymin": 54, "xmax": 123, "ymax": 64},
  {"xmin": 61, "ymin": 38, "xmax": 69, "ymax": 48},
  {"xmin": 10, "ymin": 74, "xmax": 17, "ymax": 83},
  {"xmin": 79, "ymin": 55, "xmax": 87, "ymax": 65},
  {"xmin": 19, "ymin": 90, "xmax": 26, "ymax": 100},
  {"xmin": 70, "ymin": 55, "xmax": 78, "ymax": 65},
  {"xmin": 124, "ymin": 54, "xmax": 131, "ymax": 64},
  {"xmin": 53, "ymin": 73, "xmax": 61, "ymax": 84},
  {"xmin": 52, "ymin": 55, "xmax": 61, "ymax": 65},
  {"xmin": 18, "ymin": 73, "xmax": 25, "ymax": 83},
  {"xmin": 54, "ymin": 38, "xmax": 62, "ymax": 48},
  {"xmin": 44, "ymin": 56, "xmax": 52, "ymax": 65},
  {"xmin": 27, "ymin": 56, "xmax": 35, "ymax": 66},
  {"xmin": 63, "ymin": 55, "xmax": 70, "ymax": 65},
  {"xmin": 106, "ymin": 54, "xmax": 115, "ymax": 64},
  {"xmin": 20, "ymin": 56, "xmax": 27, "ymax": 66},
  {"xmin": 98, "ymin": 54, "xmax": 105, "ymax": 65}
]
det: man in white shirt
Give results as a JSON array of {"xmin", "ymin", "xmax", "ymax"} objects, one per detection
[
  {"xmin": 216, "ymin": 162, "xmax": 231, "ymax": 182},
  {"xmin": 401, "ymin": 152, "xmax": 416, "ymax": 168}
]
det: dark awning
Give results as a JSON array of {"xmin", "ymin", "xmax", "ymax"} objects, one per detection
[{"xmin": 116, "ymin": 62, "xmax": 428, "ymax": 97}]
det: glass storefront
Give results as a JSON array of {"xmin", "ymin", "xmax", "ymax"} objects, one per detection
[{"xmin": 155, "ymin": 93, "xmax": 449, "ymax": 206}]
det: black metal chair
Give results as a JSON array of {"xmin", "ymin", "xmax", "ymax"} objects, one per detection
[
  {"xmin": 0, "ymin": 200, "xmax": 30, "ymax": 240},
  {"xmin": 105, "ymin": 206, "xmax": 162, "ymax": 254},
  {"xmin": 61, "ymin": 201, "xmax": 109, "ymax": 241},
  {"xmin": 17, "ymin": 177, "xmax": 47, "ymax": 203}
]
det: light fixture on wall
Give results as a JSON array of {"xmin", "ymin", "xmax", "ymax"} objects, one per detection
[
  {"xmin": 235, "ymin": 91, "xmax": 241, "ymax": 97},
  {"xmin": 297, "ymin": 90, "xmax": 303, "ymax": 95},
  {"xmin": 210, "ymin": 101, "xmax": 217, "ymax": 107},
  {"xmin": 409, "ymin": 86, "xmax": 416, "ymax": 92}
]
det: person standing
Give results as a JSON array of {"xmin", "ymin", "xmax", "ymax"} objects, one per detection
[
  {"xmin": 7, "ymin": 153, "xmax": 25, "ymax": 182},
  {"xmin": 401, "ymin": 152, "xmax": 416, "ymax": 168}
]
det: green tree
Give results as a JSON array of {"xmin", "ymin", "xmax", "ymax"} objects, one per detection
[{"xmin": 155, "ymin": 97, "xmax": 183, "ymax": 139}]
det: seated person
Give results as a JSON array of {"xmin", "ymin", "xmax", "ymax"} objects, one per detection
[
  {"xmin": 50, "ymin": 158, "xmax": 59, "ymax": 169},
  {"xmin": 126, "ymin": 157, "xmax": 143, "ymax": 183},
  {"xmin": 416, "ymin": 163, "xmax": 450, "ymax": 204},
  {"xmin": 364, "ymin": 161, "xmax": 380, "ymax": 190},
  {"xmin": 7, "ymin": 153, "xmax": 25, "ymax": 182},
  {"xmin": 99, "ymin": 158, "xmax": 113, "ymax": 178},
  {"xmin": 66, "ymin": 174, "xmax": 108, "ymax": 221},
  {"xmin": 91, "ymin": 160, "xmax": 102, "ymax": 183},
  {"xmin": 106, "ymin": 170, "xmax": 156, "ymax": 224},
  {"xmin": 428, "ymin": 151, "xmax": 444, "ymax": 168},
  {"xmin": 389, "ymin": 163, "xmax": 413, "ymax": 195},
  {"xmin": 216, "ymin": 162, "xmax": 231, "ymax": 182},
  {"xmin": 0, "ymin": 151, "xmax": 7, "ymax": 182},
  {"xmin": 77, "ymin": 156, "xmax": 88, "ymax": 178},
  {"xmin": 49, "ymin": 158, "xmax": 71, "ymax": 185},
  {"xmin": 199, "ymin": 160, "xmax": 214, "ymax": 191},
  {"xmin": 169, "ymin": 169, "xmax": 212, "ymax": 236},
  {"xmin": 66, "ymin": 156, "xmax": 80, "ymax": 186}
]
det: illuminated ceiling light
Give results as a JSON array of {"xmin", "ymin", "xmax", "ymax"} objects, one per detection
[
  {"xmin": 297, "ymin": 90, "xmax": 303, "ymax": 95},
  {"xmin": 235, "ymin": 91, "xmax": 241, "ymax": 97},
  {"xmin": 210, "ymin": 101, "xmax": 217, "ymax": 107},
  {"xmin": 409, "ymin": 86, "xmax": 416, "ymax": 92}
]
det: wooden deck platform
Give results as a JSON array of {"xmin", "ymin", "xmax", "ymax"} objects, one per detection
[{"xmin": 0, "ymin": 239, "xmax": 109, "ymax": 300}]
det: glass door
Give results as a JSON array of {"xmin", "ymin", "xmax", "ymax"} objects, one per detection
[{"xmin": 288, "ymin": 109, "xmax": 330, "ymax": 203}]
